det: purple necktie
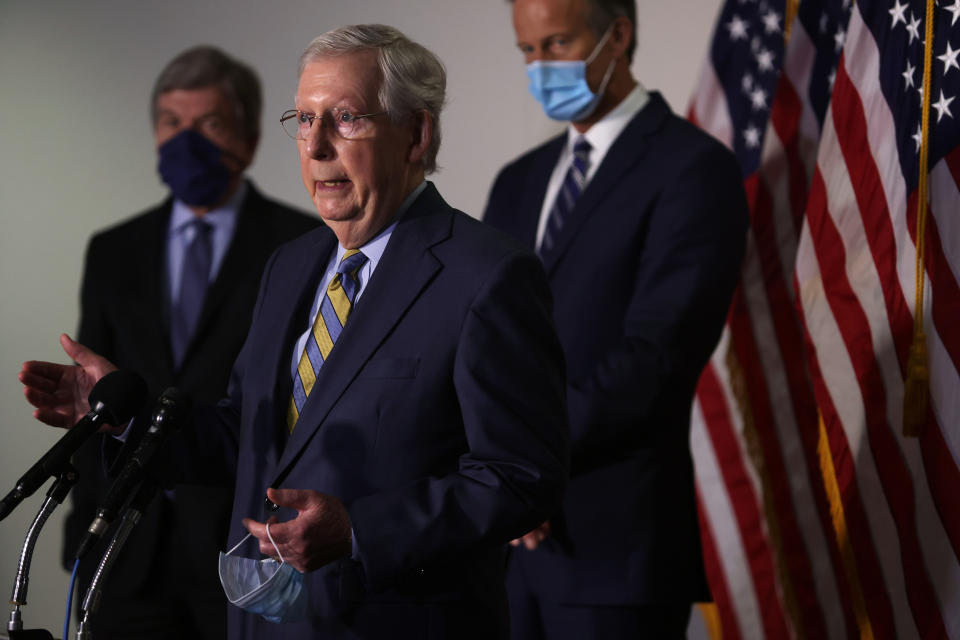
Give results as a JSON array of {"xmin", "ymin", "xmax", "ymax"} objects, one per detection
[{"xmin": 171, "ymin": 219, "xmax": 213, "ymax": 367}]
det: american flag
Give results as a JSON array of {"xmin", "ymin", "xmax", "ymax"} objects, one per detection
[{"xmin": 689, "ymin": 0, "xmax": 960, "ymax": 637}]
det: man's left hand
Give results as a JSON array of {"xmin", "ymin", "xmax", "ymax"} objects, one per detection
[{"xmin": 243, "ymin": 487, "xmax": 352, "ymax": 572}]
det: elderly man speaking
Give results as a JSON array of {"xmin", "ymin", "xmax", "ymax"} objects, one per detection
[{"xmin": 20, "ymin": 24, "xmax": 568, "ymax": 640}]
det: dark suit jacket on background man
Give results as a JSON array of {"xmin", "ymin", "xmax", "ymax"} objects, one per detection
[
  {"xmin": 484, "ymin": 91, "xmax": 748, "ymax": 625},
  {"xmin": 485, "ymin": 4, "xmax": 749, "ymax": 636}
]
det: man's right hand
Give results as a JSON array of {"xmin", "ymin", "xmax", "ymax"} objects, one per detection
[{"xmin": 19, "ymin": 333, "xmax": 118, "ymax": 429}]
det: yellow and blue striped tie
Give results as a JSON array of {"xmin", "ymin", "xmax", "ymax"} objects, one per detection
[{"xmin": 286, "ymin": 249, "xmax": 368, "ymax": 431}]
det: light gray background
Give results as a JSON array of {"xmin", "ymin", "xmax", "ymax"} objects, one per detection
[{"xmin": 0, "ymin": 1, "xmax": 722, "ymax": 635}]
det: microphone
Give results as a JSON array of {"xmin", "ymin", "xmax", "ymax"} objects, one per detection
[
  {"xmin": 75, "ymin": 387, "xmax": 190, "ymax": 559},
  {"xmin": 0, "ymin": 370, "xmax": 147, "ymax": 522}
]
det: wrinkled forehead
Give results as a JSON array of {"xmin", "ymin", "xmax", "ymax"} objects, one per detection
[{"xmin": 296, "ymin": 50, "xmax": 382, "ymax": 110}]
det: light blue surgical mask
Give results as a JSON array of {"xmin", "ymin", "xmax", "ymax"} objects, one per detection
[
  {"xmin": 218, "ymin": 525, "xmax": 307, "ymax": 623},
  {"xmin": 526, "ymin": 26, "xmax": 617, "ymax": 122}
]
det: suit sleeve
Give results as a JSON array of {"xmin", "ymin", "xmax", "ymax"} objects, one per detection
[
  {"xmin": 566, "ymin": 144, "xmax": 748, "ymax": 472},
  {"xmin": 348, "ymin": 250, "xmax": 569, "ymax": 590}
]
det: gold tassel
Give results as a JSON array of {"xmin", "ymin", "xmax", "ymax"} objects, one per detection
[
  {"xmin": 902, "ymin": 330, "xmax": 928, "ymax": 437},
  {"xmin": 697, "ymin": 603, "xmax": 723, "ymax": 640},
  {"xmin": 902, "ymin": 0, "xmax": 936, "ymax": 438}
]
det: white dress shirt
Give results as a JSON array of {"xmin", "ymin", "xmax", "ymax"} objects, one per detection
[{"xmin": 535, "ymin": 83, "xmax": 651, "ymax": 250}]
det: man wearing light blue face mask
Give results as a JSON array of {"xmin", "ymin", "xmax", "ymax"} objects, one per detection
[{"xmin": 483, "ymin": 0, "xmax": 750, "ymax": 638}]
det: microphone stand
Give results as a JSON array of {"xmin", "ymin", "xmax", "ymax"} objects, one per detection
[
  {"xmin": 7, "ymin": 464, "xmax": 78, "ymax": 640},
  {"xmin": 75, "ymin": 479, "xmax": 158, "ymax": 640}
]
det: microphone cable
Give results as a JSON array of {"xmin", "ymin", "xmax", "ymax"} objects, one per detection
[{"xmin": 65, "ymin": 557, "xmax": 79, "ymax": 640}]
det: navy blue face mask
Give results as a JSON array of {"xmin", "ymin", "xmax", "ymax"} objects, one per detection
[{"xmin": 157, "ymin": 129, "xmax": 232, "ymax": 207}]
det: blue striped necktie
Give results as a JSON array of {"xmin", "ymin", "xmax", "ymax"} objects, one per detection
[
  {"xmin": 287, "ymin": 249, "xmax": 368, "ymax": 432},
  {"xmin": 539, "ymin": 137, "xmax": 592, "ymax": 256}
]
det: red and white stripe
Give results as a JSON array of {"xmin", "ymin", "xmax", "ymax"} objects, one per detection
[
  {"xmin": 795, "ymin": 5, "xmax": 960, "ymax": 638},
  {"xmin": 689, "ymin": 13, "xmax": 860, "ymax": 640}
]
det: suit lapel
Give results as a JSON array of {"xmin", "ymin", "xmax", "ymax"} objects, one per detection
[
  {"xmin": 539, "ymin": 93, "xmax": 671, "ymax": 275},
  {"xmin": 257, "ymin": 228, "xmax": 338, "ymax": 475},
  {"xmin": 270, "ymin": 184, "xmax": 450, "ymax": 486}
]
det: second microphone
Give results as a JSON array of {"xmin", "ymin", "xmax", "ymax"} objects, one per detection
[{"xmin": 74, "ymin": 387, "xmax": 191, "ymax": 560}]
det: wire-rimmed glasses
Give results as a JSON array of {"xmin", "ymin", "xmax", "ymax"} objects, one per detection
[{"xmin": 280, "ymin": 108, "xmax": 386, "ymax": 140}]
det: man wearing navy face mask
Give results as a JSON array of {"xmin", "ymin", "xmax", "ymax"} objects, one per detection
[
  {"xmin": 64, "ymin": 46, "xmax": 319, "ymax": 638},
  {"xmin": 483, "ymin": 0, "xmax": 750, "ymax": 638}
]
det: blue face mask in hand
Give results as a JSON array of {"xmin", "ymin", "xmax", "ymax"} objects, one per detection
[
  {"xmin": 526, "ymin": 26, "xmax": 616, "ymax": 122},
  {"xmin": 157, "ymin": 129, "xmax": 232, "ymax": 207},
  {"xmin": 218, "ymin": 525, "xmax": 308, "ymax": 623}
]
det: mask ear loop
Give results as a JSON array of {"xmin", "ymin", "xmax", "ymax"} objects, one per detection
[
  {"xmin": 585, "ymin": 23, "xmax": 615, "ymax": 65},
  {"xmin": 226, "ymin": 532, "xmax": 252, "ymax": 556},
  {"xmin": 224, "ymin": 526, "xmax": 286, "ymax": 564},
  {"xmin": 595, "ymin": 57, "xmax": 617, "ymax": 94},
  {"xmin": 583, "ymin": 22, "xmax": 617, "ymax": 106},
  {"xmin": 265, "ymin": 523, "xmax": 287, "ymax": 565}
]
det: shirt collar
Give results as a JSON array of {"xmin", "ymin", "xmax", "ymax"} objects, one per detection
[
  {"xmin": 170, "ymin": 180, "xmax": 247, "ymax": 234},
  {"xmin": 567, "ymin": 82, "xmax": 650, "ymax": 158}
]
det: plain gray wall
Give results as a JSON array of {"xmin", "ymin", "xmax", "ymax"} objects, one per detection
[{"xmin": 0, "ymin": 0, "xmax": 722, "ymax": 634}]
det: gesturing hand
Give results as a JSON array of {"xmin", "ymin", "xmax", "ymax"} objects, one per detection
[
  {"xmin": 19, "ymin": 334, "xmax": 118, "ymax": 429},
  {"xmin": 243, "ymin": 487, "xmax": 352, "ymax": 573}
]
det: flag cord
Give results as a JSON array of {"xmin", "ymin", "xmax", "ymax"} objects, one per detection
[
  {"xmin": 903, "ymin": 0, "xmax": 935, "ymax": 437},
  {"xmin": 817, "ymin": 414, "xmax": 875, "ymax": 640}
]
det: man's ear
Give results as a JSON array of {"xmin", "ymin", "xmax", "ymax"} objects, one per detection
[
  {"xmin": 407, "ymin": 110, "xmax": 433, "ymax": 166},
  {"xmin": 610, "ymin": 16, "xmax": 633, "ymax": 60}
]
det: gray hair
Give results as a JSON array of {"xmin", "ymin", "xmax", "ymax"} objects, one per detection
[
  {"xmin": 299, "ymin": 24, "xmax": 446, "ymax": 174},
  {"xmin": 151, "ymin": 46, "xmax": 262, "ymax": 145}
]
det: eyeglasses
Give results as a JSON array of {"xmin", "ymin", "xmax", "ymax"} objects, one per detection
[{"xmin": 280, "ymin": 108, "xmax": 386, "ymax": 141}]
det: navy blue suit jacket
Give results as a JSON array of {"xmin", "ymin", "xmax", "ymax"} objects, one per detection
[
  {"xmin": 483, "ymin": 93, "xmax": 748, "ymax": 605},
  {"xmin": 180, "ymin": 183, "xmax": 569, "ymax": 639}
]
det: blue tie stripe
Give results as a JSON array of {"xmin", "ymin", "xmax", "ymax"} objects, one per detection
[
  {"xmin": 341, "ymin": 268, "xmax": 361, "ymax": 301},
  {"xmin": 540, "ymin": 137, "xmax": 592, "ymax": 256},
  {"xmin": 305, "ymin": 333, "xmax": 325, "ymax": 372},
  {"xmin": 291, "ymin": 373, "xmax": 308, "ymax": 409},
  {"xmin": 319, "ymin": 296, "xmax": 343, "ymax": 343}
]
